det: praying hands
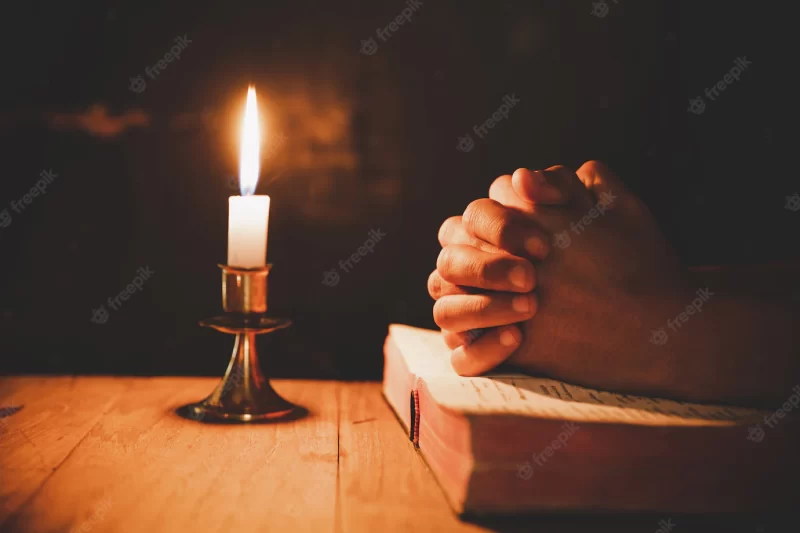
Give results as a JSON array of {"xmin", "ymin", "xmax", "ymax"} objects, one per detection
[{"xmin": 428, "ymin": 161, "xmax": 800, "ymax": 408}]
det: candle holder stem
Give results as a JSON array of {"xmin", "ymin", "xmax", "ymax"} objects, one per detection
[
  {"xmin": 179, "ymin": 264, "xmax": 302, "ymax": 423},
  {"xmin": 185, "ymin": 327, "xmax": 296, "ymax": 422}
]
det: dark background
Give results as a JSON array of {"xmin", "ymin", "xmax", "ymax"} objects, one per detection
[{"xmin": 0, "ymin": 0, "xmax": 795, "ymax": 379}]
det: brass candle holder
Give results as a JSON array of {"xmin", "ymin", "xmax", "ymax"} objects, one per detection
[{"xmin": 180, "ymin": 264, "xmax": 301, "ymax": 422}]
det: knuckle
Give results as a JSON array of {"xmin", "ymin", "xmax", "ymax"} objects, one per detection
[
  {"xmin": 488, "ymin": 174, "xmax": 511, "ymax": 197},
  {"xmin": 427, "ymin": 270, "xmax": 442, "ymax": 299},
  {"xmin": 485, "ymin": 253, "xmax": 511, "ymax": 281},
  {"xmin": 438, "ymin": 216, "xmax": 461, "ymax": 245},
  {"xmin": 432, "ymin": 299, "xmax": 454, "ymax": 329},
  {"xmin": 464, "ymin": 200, "xmax": 512, "ymax": 246},
  {"xmin": 582, "ymin": 160, "xmax": 601, "ymax": 172},
  {"xmin": 462, "ymin": 199, "xmax": 490, "ymax": 231},
  {"xmin": 530, "ymin": 233, "xmax": 551, "ymax": 259},
  {"xmin": 436, "ymin": 246, "xmax": 457, "ymax": 276},
  {"xmin": 491, "ymin": 213, "xmax": 514, "ymax": 246},
  {"xmin": 583, "ymin": 159, "xmax": 608, "ymax": 174},
  {"xmin": 464, "ymin": 294, "xmax": 490, "ymax": 316},
  {"xmin": 474, "ymin": 257, "xmax": 492, "ymax": 286}
]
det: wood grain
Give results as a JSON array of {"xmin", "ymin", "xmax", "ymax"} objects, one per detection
[
  {"xmin": 0, "ymin": 378, "xmax": 770, "ymax": 533},
  {"xmin": 337, "ymin": 382, "xmax": 486, "ymax": 533},
  {"xmin": 2, "ymin": 378, "xmax": 339, "ymax": 533},
  {"xmin": 0, "ymin": 376, "xmax": 133, "ymax": 525}
]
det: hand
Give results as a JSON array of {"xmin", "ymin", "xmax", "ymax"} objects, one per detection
[
  {"xmin": 427, "ymin": 210, "xmax": 542, "ymax": 375},
  {"xmin": 431, "ymin": 161, "xmax": 691, "ymax": 398},
  {"xmin": 428, "ymin": 164, "xmax": 585, "ymax": 375}
]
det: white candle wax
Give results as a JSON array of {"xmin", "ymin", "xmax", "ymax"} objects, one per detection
[{"xmin": 227, "ymin": 195, "xmax": 270, "ymax": 268}]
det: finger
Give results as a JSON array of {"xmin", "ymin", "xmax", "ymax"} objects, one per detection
[
  {"xmin": 513, "ymin": 166, "xmax": 595, "ymax": 210},
  {"xmin": 438, "ymin": 215, "xmax": 502, "ymax": 253},
  {"xmin": 574, "ymin": 160, "xmax": 638, "ymax": 214},
  {"xmin": 427, "ymin": 270, "xmax": 472, "ymax": 300},
  {"xmin": 488, "ymin": 174, "xmax": 536, "ymax": 214},
  {"xmin": 433, "ymin": 292, "xmax": 537, "ymax": 332},
  {"xmin": 510, "ymin": 168, "xmax": 569, "ymax": 205},
  {"xmin": 462, "ymin": 198, "xmax": 553, "ymax": 259},
  {"xmin": 441, "ymin": 328, "xmax": 488, "ymax": 350},
  {"xmin": 437, "ymin": 245, "xmax": 535, "ymax": 292},
  {"xmin": 490, "ymin": 176, "xmax": 585, "ymax": 253},
  {"xmin": 442, "ymin": 329, "xmax": 464, "ymax": 349},
  {"xmin": 490, "ymin": 172, "xmax": 574, "ymax": 211},
  {"xmin": 451, "ymin": 324, "xmax": 523, "ymax": 376}
]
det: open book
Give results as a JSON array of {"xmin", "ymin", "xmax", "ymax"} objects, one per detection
[{"xmin": 382, "ymin": 324, "xmax": 798, "ymax": 515}]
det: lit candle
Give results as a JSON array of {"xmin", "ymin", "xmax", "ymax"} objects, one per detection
[{"xmin": 227, "ymin": 86, "xmax": 270, "ymax": 268}]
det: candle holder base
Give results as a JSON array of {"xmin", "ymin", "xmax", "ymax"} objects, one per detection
[{"xmin": 179, "ymin": 315, "xmax": 303, "ymax": 423}]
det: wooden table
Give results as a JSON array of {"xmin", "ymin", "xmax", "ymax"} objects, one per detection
[{"xmin": 0, "ymin": 378, "xmax": 775, "ymax": 533}]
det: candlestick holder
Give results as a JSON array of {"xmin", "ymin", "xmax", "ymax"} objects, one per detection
[{"xmin": 180, "ymin": 264, "xmax": 301, "ymax": 422}]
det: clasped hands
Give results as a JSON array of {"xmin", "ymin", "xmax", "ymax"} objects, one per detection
[{"xmin": 427, "ymin": 161, "xmax": 688, "ymax": 394}]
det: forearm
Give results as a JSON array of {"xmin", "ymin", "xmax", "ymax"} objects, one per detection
[{"xmin": 658, "ymin": 272, "xmax": 800, "ymax": 408}]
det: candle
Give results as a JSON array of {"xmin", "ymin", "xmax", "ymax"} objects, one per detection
[
  {"xmin": 227, "ymin": 86, "xmax": 270, "ymax": 268},
  {"xmin": 227, "ymin": 195, "xmax": 269, "ymax": 267}
]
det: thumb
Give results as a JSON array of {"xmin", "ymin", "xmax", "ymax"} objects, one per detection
[
  {"xmin": 513, "ymin": 166, "xmax": 595, "ymax": 210},
  {"xmin": 489, "ymin": 174, "xmax": 535, "ymax": 213},
  {"xmin": 574, "ymin": 160, "xmax": 641, "ymax": 213},
  {"xmin": 511, "ymin": 168, "xmax": 564, "ymax": 205}
]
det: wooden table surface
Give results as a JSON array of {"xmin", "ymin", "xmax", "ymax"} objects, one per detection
[{"xmin": 0, "ymin": 377, "xmax": 776, "ymax": 533}]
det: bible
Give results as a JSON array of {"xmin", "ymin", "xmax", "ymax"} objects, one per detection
[{"xmin": 382, "ymin": 324, "xmax": 799, "ymax": 515}]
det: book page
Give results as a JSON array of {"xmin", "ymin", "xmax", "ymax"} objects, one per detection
[
  {"xmin": 388, "ymin": 324, "xmax": 458, "ymax": 378},
  {"xmin": 424, "ymin": 376, "xmax": 768, "ymax": 426},
  {"xmin": 389, "ymin": 324, "xmax": 769, "ymax": 426}
]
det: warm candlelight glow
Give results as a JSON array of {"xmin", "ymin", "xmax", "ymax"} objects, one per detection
[{"xmin": 239, "ymin": 85, "xmax": 260, "ymax": 196}]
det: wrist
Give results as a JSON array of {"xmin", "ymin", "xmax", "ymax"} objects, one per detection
[{"xmin": 607, "ymin": 273, "xmax": 700, "ymax": 398}]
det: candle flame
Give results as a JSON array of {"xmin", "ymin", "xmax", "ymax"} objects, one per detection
[{"xmin": 239, "ymin": 86, "xmax": 260, "ymax": 196}]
